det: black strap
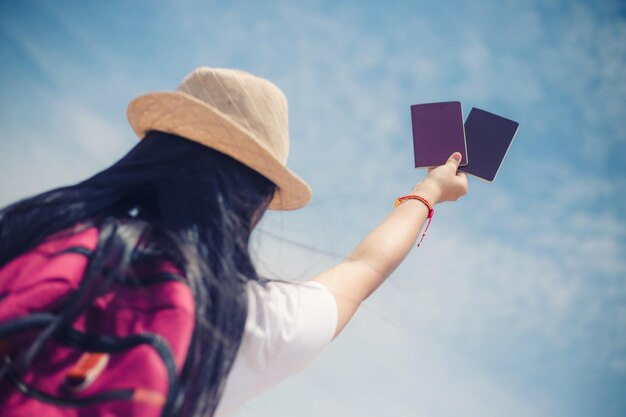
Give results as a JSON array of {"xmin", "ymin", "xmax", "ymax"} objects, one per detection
[
  {"xmin": 0, "ymin": 314, "xmax": 56, "ymax": 339},
  {"xmin": 0, "ymin": 314, "xmax": 58, "ymax": 383},
  {"xmin": 1, "ymin": 325, "xmax": 178, "ymax": 417},
  {"xmin": 60, "ymin": 327, "xmax": 178, "ymax": 416},
  {"xmin": 54, "ymin": 246, "xmax": 94, "ymax": 258},
  {"xmin": 113, "ymin": 272, "xmax": 186, "ymax": 287},
  {"xmin": 10, "ymin": 220, "xmax": 119, "ymax": 378},
  {"xmin": 5, "ymin": 356, "xmax": 134, "ymax": 407}
]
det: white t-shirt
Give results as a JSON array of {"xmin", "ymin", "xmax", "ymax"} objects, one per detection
[{"xmin": 215, "ymin": 280, "xmax": 338, "ymax": 417}]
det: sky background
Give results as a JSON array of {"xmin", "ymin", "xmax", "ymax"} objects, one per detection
[{"xmin": 1, "ymin": 0, "xmax": 625, "ymax": 416}]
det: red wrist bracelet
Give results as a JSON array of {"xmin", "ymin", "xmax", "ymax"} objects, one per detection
[{"xmin": 394, "ymin": 195, "xmax": 434, "ymax": 247}]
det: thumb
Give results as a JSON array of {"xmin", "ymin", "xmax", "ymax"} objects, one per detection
[{"xmin": 446, "ymin": 152, "xmax": 463, "ymax": 167}]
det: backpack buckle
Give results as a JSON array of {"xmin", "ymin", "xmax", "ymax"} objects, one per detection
[{"xmin": 64, "ymin": 352, "xmax": 109, "ymax": 392}]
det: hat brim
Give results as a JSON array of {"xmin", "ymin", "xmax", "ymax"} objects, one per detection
[{"xmin": 127, "ymin": 91, "xmax": 312, "ymax": 210}]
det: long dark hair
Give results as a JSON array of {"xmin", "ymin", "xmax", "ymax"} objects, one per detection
[{"xmin": 0, "ymin": 130, "xmax": 277, "ymax": 416}]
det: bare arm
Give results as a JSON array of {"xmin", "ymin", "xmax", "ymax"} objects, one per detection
[{"xmin": 312, "ymin": 152, "xmax": 468, "ymax": 337}]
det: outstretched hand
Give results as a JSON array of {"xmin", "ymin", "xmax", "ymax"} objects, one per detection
[{"xmin": 412, "ymin": 152, "xmax": 468, "ymax": 205}]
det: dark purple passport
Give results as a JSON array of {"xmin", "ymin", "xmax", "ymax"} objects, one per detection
[
  {"xmin": 411, "ymin": 101, "xmax": 468, "ymax": 168},
  {"xmin": 460, "ymin": 108, "xmax": 519, "ymax": 182}
]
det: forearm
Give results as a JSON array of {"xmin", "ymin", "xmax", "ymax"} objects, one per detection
[
  {"xmin": 313, "ymin": 183, "xmax": 438, "ymax": 336},
  {"xmin": 312, "ymin": 153, "xmax": 466, "ymax": 337},
  {"xmin": 347, "ymin": 197, "xmax": 432, "ymax": 295}
]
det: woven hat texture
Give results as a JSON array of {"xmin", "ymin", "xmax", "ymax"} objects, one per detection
[{"xmin": 127, "ymin": 67, "xmax": 311, "ymax": 210}]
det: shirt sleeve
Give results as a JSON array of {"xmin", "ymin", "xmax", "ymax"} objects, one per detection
[{"xmin": 216, "ymin": 280, "xmax": 338, "ymax": 417}]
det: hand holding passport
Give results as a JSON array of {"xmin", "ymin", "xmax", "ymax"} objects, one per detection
[{"xmin": 410, "ymin": 101, "xmax": 519, "ymax": 182}]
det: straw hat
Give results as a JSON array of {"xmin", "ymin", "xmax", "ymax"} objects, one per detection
[{"xmin": 127, "ymin": 67, "xmax": 311, "ymax": 210}]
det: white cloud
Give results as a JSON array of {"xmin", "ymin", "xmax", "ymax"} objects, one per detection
[{"xmin": 0, "ymin": 94, "xmax": 131, "ymax": 205}]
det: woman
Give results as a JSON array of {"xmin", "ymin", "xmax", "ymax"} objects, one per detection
[{"xmin": 0, "ymin": 68, "xmax": 468, "ymax": 417}]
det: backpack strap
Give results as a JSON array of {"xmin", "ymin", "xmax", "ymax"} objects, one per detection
[
  {"xmin": 54, "ymin": 246, "xmax": 94, "ymax": 258},
  {"xmin": 5, "ymin": 360, "xmax": 166, "ymax": 407},
  {"xmin": 60, "ymin": 326, "xmax": 178, "ymax": 416},
  {"xmin": 113, "ymin": 271, "xmax": 186, "ymax": 287},
  {"xmin": 4, "ymin": 355, "xmax": 136, "ymax": 406},
  {"xmin": 0, "ymin": 313, "xmax": 57, "ymax": 339},
  {"xmin": 2, "ymin": 326, "xmax": 177, "ymax": 415},
  {"xmin": 7, "ymin": 220, "xmax": 119, "ymax": 379},
  {"xmin": 64, "ymin": 352, "xmax": 110, "ymax": 392}
]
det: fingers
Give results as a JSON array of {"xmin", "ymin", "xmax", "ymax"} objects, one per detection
[
  {"xmin": 419, "ymin": 152, "xmax": 468, "ymax": 203},
  {"xmin": 447, "ymin": 152, "xmax": 462, "ymax": 168}
]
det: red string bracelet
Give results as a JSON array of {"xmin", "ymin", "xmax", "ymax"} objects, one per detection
[{"xmin": 394, "ymin": 195, "xmax": 434, "ymax": 247}]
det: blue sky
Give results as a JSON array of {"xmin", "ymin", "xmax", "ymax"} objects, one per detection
[{"xmin": 1, "ymin": 1, "xmax": 625, "ymax": 416}]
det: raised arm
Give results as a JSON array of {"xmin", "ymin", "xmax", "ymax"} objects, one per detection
[{"xmin": 312, "ymin": 152, "xmax": 468, "ymax": 337}]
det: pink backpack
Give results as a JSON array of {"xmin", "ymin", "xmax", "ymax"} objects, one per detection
[{"xmin": 0, "ymin": 223, "xmax": 195, "ymax": 417}]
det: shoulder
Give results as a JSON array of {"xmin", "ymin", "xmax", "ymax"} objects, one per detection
[
  {"xmin": 244, "ymin": 280, "xmax": 337, "ymax": 359},
  {"xmin": 215, "ymin": 280, "xmax": 337, "ymax": 416}
]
